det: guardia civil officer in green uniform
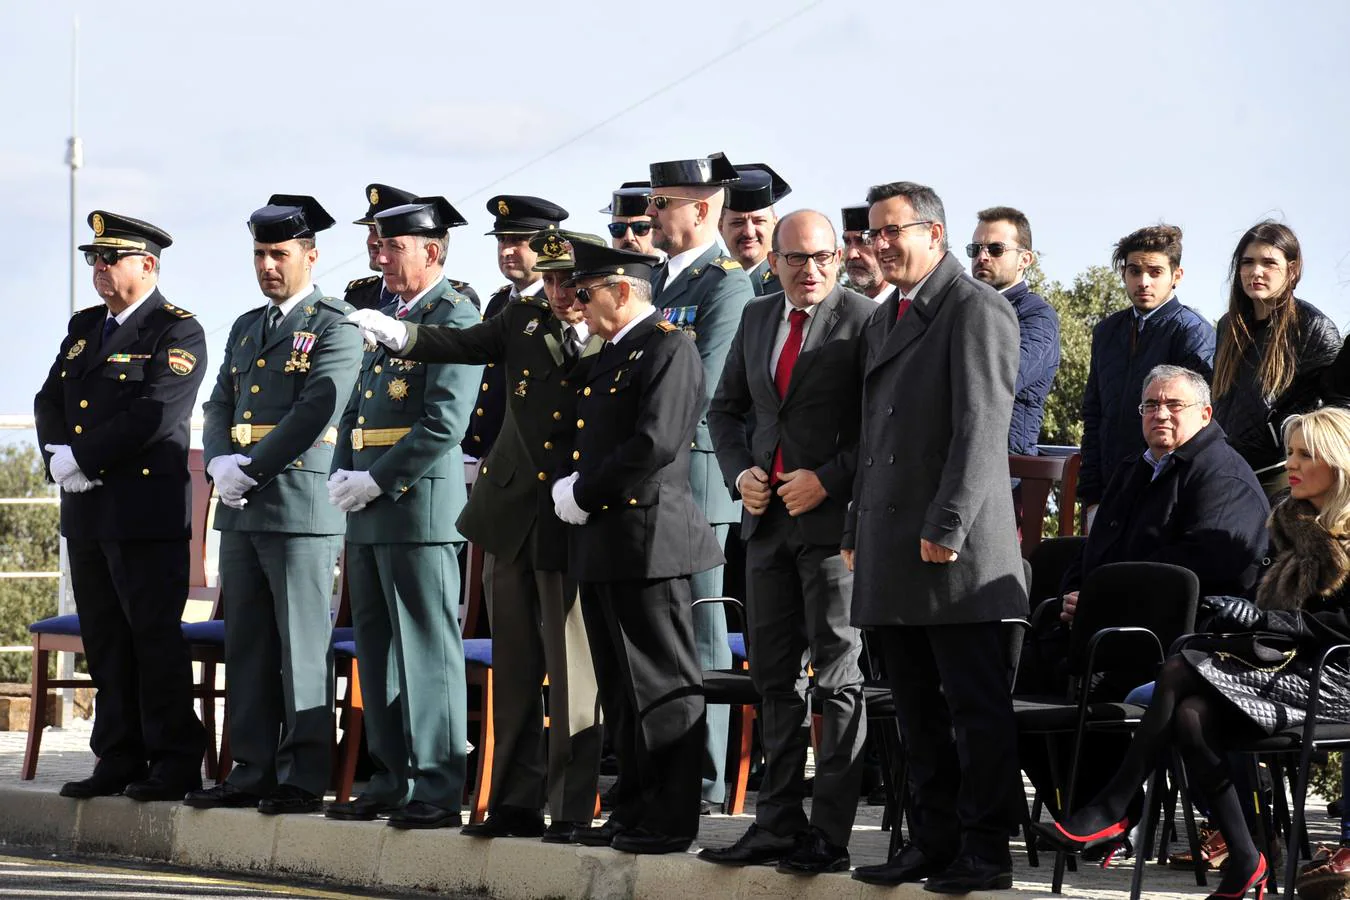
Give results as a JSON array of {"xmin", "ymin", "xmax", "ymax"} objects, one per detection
[
  {"xmin": 463, "ymin": 195, "xmax": 569, "ymax": 458},
  {"xmin": 645, "ymin": 152, "xmax": 755, "ymax": 812},
  {"xmin": 554, "ymin": 241, "xmax": 723, "ymax": 854},
  {"xmin": 187, "ymin": 195, "xmax": 363, "ymax": 814},
  {"xmin": 345, "ymin": 184, "xmax": 480, "ymax": 312},
  {"xmin": 719, "ymin": 163, "xmax": 791, "ymax": 297},
  {"xmin": 323, "ymin": 197, "xmax": 481, "ymax": 829},
  {"xmin": 348, "ymin": 229, "xmax": 606, "ymax": 841},
  {"xmin": 35, "ymin": 211, "xmax": 207, "ymax": 801}
]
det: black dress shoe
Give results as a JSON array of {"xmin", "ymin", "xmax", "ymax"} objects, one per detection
[
  {"xmin": 541, "ymin": 820, "xmax": 586, "ymax": 844},
  {"xmin": 124, "ymin": 774, "xmax": 201, "ymax": 802},
  {"xmin": 387, "ymin": 800, "xmax": 461, "ymax": 830},
  {"xmin": 325, "ymin": 795, "xmax": 402, "ymax": 821},
  {"xmin": 461, "ymin": 805, "xmax": 545, "ymax": 838},
  {"xmin": 923, "ymin": 855, "xmax": 1014, "ymax": 893},
  {"xmin": 699, "ymin": 800, "xmax": 724, "ymax": 816},
  {"xmin": 776, "ymin": 826, "xmax": 851, "ymax": 875},
  {"xmin": 258, "ymin": 785, "xmax": 322, "ymax": 815},
  {"xmin": 183, "ymin": 782, "xmax": 264, "ymax": 809},
  {"xmin": 699, "ymin": 823, "xmax": 798, "ymax": 866},
  {"xmin": 853, "ymin": 844, "xmax": 955, "ymax": 885},
  {"xmin": 611, "ymin": 826, "xmax": 693, "ymax": 855},
  {"xmin": 60, "ymin": 765, "xmax": 147, "ymax": 799},
  {"xmin": 573, "ymin": 818, "xmax": 628, "ymax": 847}
]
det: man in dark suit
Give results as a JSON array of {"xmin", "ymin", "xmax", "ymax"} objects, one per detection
[
  {"xmin": 462, "ymin": 195, "xmax": 568, "ymax": 458},
  {"xmin": 35, "ymin": 211, "xmax": 207, "ymax": 801},
  {"xmin": 647, "ymin": 152, "xmax": 754, "ymax": 812},
  {"xmin": 703, "ymin": 210, "xmax": 871, "ymax": 873},
  {"xmin": 844, "ymin": 182, "xmax": 1028, "ymax": 892},
  {"xmin": 188, "ymin": 195, "xmax": 363, "ymax": 814},
  {"xmin": 344, "ymin": 184, "xmax": 480, "ymax": 312},
  {"xmin": 346, "ymin": 229, "xmax": 607, "ymax": 841},
  {"xmin": 719, "ymin": 163, "xmax": 790, "ymax": 296},
  {"xmin": 553, "ymin": 242, "xmax": 723, "ymax": 854}
]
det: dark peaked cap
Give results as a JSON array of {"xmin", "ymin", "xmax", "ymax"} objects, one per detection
[
  {"xmin": 648, "ymin": 151, "xmax": 741, "ymax": 188},
  {"xmin": 531, "ymin": 229, "xmax": 607, "ymax": 272},
  {"xmin": 724, "ymin": 163, "xmax": 790, "ymax": 212},
  {"xmin": 563, "ymin": 242, "xmax": 662, "ymax": 287},
  {"xmin": 374, "ymin": 197, "xmax": 468, "ymax": 238},
  {"xmin": 354, "ymin": 183, "xmax": 418, "ymax": 225},
  {"xmin": 248, "ymin": 194, "xmax": 335, "ymax": 243},
  {"xmin": 601, "ymin": 181, "xmax": 652, "ymax": 216},
  {"xmin": 484, "ymin": 195, "xmax": 568, "ymax": 235},
  {"xmin": 841, "ymin": 205, "xmax": 871, "ymax": 233},
  {"xmin": 78, "ymin": 210, "xmax": 172, "ymax": 256}
]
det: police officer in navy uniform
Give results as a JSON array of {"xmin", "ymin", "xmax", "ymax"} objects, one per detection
[
  {"xmin": 35, "ymin": 211, "xmax": 208, "ymax": 801},
  {"xmin": 187, "ymin": 195, "xmax": 363, "ymax": 814},
  {"xmin": 345, "ymin": 184, "xmax": 480, "ymax": 312},
  {"xmin": 603, "ymin": 182, "xmax": 659, "ymax": 257},
  {"xmin": 463, "ymin": 195, "xmax": 569, "ymax": 458},
  {"xmin": 720, "ymin": 163, "xmax": 791, "ymax": 297},
  {"xmin": 554, "ymin": 241, "xmax": 723, "ymax": 854},
  {"xmin": 646, "ymin": 152, "xmax": 755, "ymax": 812}
]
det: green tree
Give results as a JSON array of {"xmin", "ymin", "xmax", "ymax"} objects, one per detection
[{"xmin": 0, "ymin": 444, "xmax": 60, "ymax": 683}]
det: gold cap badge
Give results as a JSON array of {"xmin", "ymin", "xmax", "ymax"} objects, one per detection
[
  {"xmin": 368, "ymin": 186, "xmax": 379, "ymax": 205},
  {"xmin": 541, "ymin": 233, "xmax": 566, "ymax": 259},
  {"xmin": 497, "ymin": 199, "xmax": 510, "ymax": 216},
  {"xmin": 91, "ymin": 214, "xmax": 105, "ymax": 237}
]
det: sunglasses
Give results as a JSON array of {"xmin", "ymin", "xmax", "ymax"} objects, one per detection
[
  {"xmin": 84, "ymin": 249, "xmax": 146, "ymax": 267},
  {"xmin": 965, "ymin": 242, "xmax": 1024, "ymax": 259},
  {"xmin": 607, "ymin": 221, "xmax": 653, "ymax": 238},
  {"xmin": 649, "ymin": 194, "xmax": 703, "ymax": 211},
  {"xmin": 574, "ymin": 281, "xmax": 618, "ymax": 305}
]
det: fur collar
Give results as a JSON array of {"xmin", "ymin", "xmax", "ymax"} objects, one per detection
[{"xmin": 1256, "ymin": 498, "xmax": 1350, "ymax": 611}]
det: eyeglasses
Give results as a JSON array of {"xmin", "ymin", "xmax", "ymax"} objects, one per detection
[
  {"xmin": 842, "ymin": 234, "xmax": 873, "ymax": 249},
  {"xmin": 965, "ymin": 242, "xmax": 1025, "ymax": 259},
  {"xmin": 778, "ymin": 251, "xmax": 837, "ymax": 268},
  {"xmin": 84, "ymin": 249, "xmax": 146, "ymax": 267},
  {"xmin": 607, "ymin": 221, "xmax": 653, "ymax": 238},
  {"xmin": 862, "ymin": 221, "xmax": 932, "ymax": 243},
  {"xmin": 574, "ymin": 280, "xmax": 619, "ymax": 305},
  {"xmin": 649, "ymin": 194, "xmax": 703, "ymax": 211},
  {"xmin": 1138, "ymin": 399, "xmax": 1203, "ymax": 416}
]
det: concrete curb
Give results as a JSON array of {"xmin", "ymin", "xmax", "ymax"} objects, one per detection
[{"xmin": 0, "ymin": 783, "xmax": 1027, "ymax": 899}]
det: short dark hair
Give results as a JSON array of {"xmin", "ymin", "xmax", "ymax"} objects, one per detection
[
  {"xmin": 865, "ymin": 181, "xmax": 947, "ymax": 250},
  {"xmin": 1112, "ymin": 224, "xmax": 1183, "ymax": 273},
  {"xmin": 296, "ymin": 238, "xmax": 316, "ymax": 252},
  {"xmin": 977, "ymin": 206, "xmax": 1032, "ymax": 251}
]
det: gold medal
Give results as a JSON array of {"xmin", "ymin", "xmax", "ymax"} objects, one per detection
[
  {"xmin": 66, "ymin": 339, "xmax": 87, "ymax": 360},
  {"xmin": 387, "ymin": 378, "xmax": 409, "ymax": 401}
]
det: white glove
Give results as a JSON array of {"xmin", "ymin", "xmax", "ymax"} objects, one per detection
[
  {"xmin": 60, "ymin": 471, "xmax": 103, "ymax": 493},
  {"xmin": 217, "ymin": 494, "xmax": 248, "ymax": 509},
  {"xmin": 347, "ymin": 308, "xmax": 409, "ymax": 352},
  {"xmin": 207, "ymin": 454, "xmax": 258, "ymax": 503},
  {"xmin": 551, "ymin": 473, "xmax": 589, "ymax": 525},
  {"xmin": 44, "ymin": 444, "xmax": 81, "ymax": 483},
  {"xmin": 328, "ymin": 469, "xmax": 381, "ymax": 512}
]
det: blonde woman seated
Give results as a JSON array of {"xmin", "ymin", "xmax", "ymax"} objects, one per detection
[{"xmin": 1036, "ymin": 406, "xmax": 1350, "ymax": 900}]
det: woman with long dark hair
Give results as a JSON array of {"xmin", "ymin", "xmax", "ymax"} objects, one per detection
[
  {"xmin": 1036, "ymin": 406, "xmax": 1350, "ymax": 899},
  {"xmin": 1212, "ymin": 221, "xmax": 1341, "ymax": 497}
]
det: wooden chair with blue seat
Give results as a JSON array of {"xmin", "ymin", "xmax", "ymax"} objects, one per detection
[{"xmin": 1010, "ymin": 451, "xmax": 1082, "ymax": 558}]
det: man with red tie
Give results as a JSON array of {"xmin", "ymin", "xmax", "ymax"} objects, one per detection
[{"xmin": 705, "ymin": 210, "xmax": 873, "ymax": 874}]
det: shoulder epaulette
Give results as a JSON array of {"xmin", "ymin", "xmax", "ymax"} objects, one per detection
[
  {"xmin": 713, "ymin": 256, "xmax": 742, "ymax": 271},
  {"xmin": 160, "ymin": 301, "xmax": 195, "ymax": 318},
  {"xmin": 495, "ymin": 284, "xmax": 512, "ymax": 295},
  {"xmin": 345, "ymin": 275, "xmax": 379, "ymax": 292},
  {"xmin": 319, "ymin": 295, "xmax": 356, "ymax": 314},
  {"xmin": 761, "ymin": 268, "xmax": 775, "ymax": 282},
  {"xmin": 656, "ymin": 320, "xmax": 679, "ymax": 333},
  {"xmin": 449, "ymin": 279, "xmax": 470, "ymax": 290},
  {"xmin": 73, "ymin": 303, "xmax": 104, "ymax": 319}
]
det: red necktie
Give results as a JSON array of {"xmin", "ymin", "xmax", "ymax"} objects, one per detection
[
  {"xmin": 396, "ymin": 304, "xmax": 411, "ymax": 320},
  {"xmin": 771, "ymin": 308, "xmax": 809, "ymax": 482},
  {"xmin": 895, "ymin": 297, "xmax": 912, "ymax": 321}
]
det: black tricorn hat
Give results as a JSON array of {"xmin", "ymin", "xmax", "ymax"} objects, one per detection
[
  {"xmin": 841, "ymin": 205, "xmax": 871, "ymax": 233},
  {"xmin": 354, "ymin": 183, "xmax": 418, "ymax": 225},
  {"xmin": 563, "ymin": 243, "xmax": 663, "ymax": 287},
  {"xmin": 374, "ymin": 196, "xmax": 468, "ymax": 238},
  {"xmin": 648, "ymin": 151, "xmax": 741, "ymax": 188},
  {"xmin": 601, "ymin": 181, "xmax": 652, "ymax": 217},
  {"xmin": 78, "ymin": 210, "xmax": 172, "ymax": 256},
  {"xmin": 248, "ymin": 194, "xmax": 335, "ymax": 243},
  {"xmin": 530, "ymin": 229, "xmax": 607, "ymax": 272},
  {"xmin": 484, "ymin": 195, "xmax": 568, "ymax": 235},
  {"xmin": 724, "ymin": 163, "xmax": 790, "ymax": 213}
]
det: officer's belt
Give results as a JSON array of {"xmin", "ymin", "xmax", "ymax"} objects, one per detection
[
  {"xmin": 350, "ymin": 427, "xmax": 411, "ymax": 450},
  {"xmin": 231, "ymin": 424, "xmax": 338, "ymax": 447}
]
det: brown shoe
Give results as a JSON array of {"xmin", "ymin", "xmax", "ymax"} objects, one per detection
[
  {"xmin": 1169, "ymin": 824, "xmax": 1228, "ymax": 871},
  {"xmin": 1297, "ymin": 846, "xmax": 1350, "ymax": 900}
]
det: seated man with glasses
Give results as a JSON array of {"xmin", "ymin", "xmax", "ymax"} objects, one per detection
[{"xmin": 603, "ymin": 182, "xmax": 659, "ymax": 257}]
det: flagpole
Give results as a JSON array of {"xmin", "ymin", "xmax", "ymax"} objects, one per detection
[{"xmin": 67, "ymin": 16, "xmax": 83, "ymax": 316}]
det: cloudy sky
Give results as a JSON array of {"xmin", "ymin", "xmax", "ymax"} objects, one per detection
[{"xmin": 4, "ymin": 0, "xmax": 1350, "ymax": 424}]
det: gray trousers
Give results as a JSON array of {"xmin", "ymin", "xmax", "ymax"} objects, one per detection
[
  {"xmin": 690, "ymin": 522, "xmax": 732, "ymax": 804},
  {"xmin": 220, "ymin": 531, "xmax": 341, "ymax": 798},
  {"xmin": 483, "ymin": 551, "xmax": 602, "ymax": 823},
  {"xmin": 745, "ymin": 503, "xmax": 866, "ymax": 845}
]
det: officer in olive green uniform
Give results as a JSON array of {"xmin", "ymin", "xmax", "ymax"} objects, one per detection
[
  {"xmin": 188, "ymin": 195, "xmax": 363, "ymax": 814},
  {"xmin": 345, "ymin": 184, "xmax": 480, "ymax": 312},
  {"xmin": 721, "ymin": 163, "xmax": 791, "ymax": 298},
  {"xmin": 324, "ymin": 197, "xmax": 481, "ymax": 829},
  {"xmin": 647, "ymin": 153, "xmax": 755, "ymax": 811}
]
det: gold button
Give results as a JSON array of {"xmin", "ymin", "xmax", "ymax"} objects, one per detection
[
  {"xmin": 543, "ymin": 441, "xmax": 553, "ymax": 450},
  {"xmin": 400, "ymin": 485, "xmax": 409, "ymax": 493},
  {"xmin": 250, "ymin": 385, "xmax": 260, "ymax": 394},
  {"xmin": 74, "ymin": 425, "xmax": 83, "ymax": 434},
  {"xmin": 358, "ymin": 416, "xmax": 366, "ymax": 425},
  {"xmin": 601, "ymin": 505, "xmax": 609, "ymax": 511},
  {"xmin": 522, "ymin": 369, "xmax": 530, "ymax": 377},
  {"xmin": 243, "ymin": 410, "xmax": 253, "ymax": 420},
  {"xmin": 482, "ymin": 466, "xmax": 489, "ymax": 475},
  {"xmin": 576, "ymin": 418, "xmax": 585, "ymax": 429},
  {"xmin": 537, "ymin": 471, "xmax": 547, "ymax": 481},
  {"xmin": 487, "ymin": 362, "xmax": 495, "ymax": 368},
  {"xmin": 628, "ymin": 498, "xmax": 638, "ymax": 506},
  {"xmin": 609, "ymin": 388, "xmax": 617, "ymax": 394},
  {"xmin": 79, "ymin": 400, "xmax": 88, "ymax": 408},
  {"xmin": 583, "ymin": 387, "xmax": 591, "ymax": 396},
  {"xmin": 256, "ymin": 359, "xmax": 266, "ymax": 368},
  {"xmin": 560, "ymin": 380, "xmax": 568, "ymax": 387},
  {"xmin": 119, "ymin": 373, "xmax": 127, "ymax": 380},
  {"xmin": 61, "ymin": 371, "xmax": 67, "ymax": 378},
  {"xmin": 481, "ymin": 382, "xmax": 489, "ymax": 391},
  {"xmin": 552, "ymin": 411, "xmax": 561, "ymax": 421},
  {"xmin": 231, "ymin": 366, "xmax": 238, "ymax": 374},
  {"xmin": 142, "ymin": 468, "xmax": 150, "ymax": 476},
  {"xmin": 476, "ymin": 408, "xmax": 484, "ymax": 417},
  {"xmin": 473, "ymin": 435, "xmax": 481, "ymax": 442},
  {"xmin": 294, "ymin": 460, "xmax": 303, "ymax": 468},
  {"xmin": 364, "ymin": 390, "xmax": 374, "ymax": 399},
  {"xmin": 374, "ymin": 364, "xmax": 383, "ymax": 373},
  {"xmin": 572, "ymin": 450, "xmax": 580, "ymax": 461}
]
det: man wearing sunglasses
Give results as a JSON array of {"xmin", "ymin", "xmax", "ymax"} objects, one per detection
[
  {"xmin": 719, "ymin": 163, "xmax": 791, "ymax": 297},
  {"xmin": 603, "ymin": 182, "xmax": 659, "ymax": 256},
  {"xmin": 35, "ymin": 211, "xmax": 208, "ymax": 802},
  {"xmin": 840, "ymin": 205, "xmax": 891, "ymax": 302},
  {"xmin": 967, "ymin": 207, "xmax": 1060, "ymax": 467},
  {"xmin": 645, "ymin": 151, "xmax": 755, "ymax": 815}
]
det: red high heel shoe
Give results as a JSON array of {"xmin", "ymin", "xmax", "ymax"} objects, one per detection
[
  {"xmin": 1205, "ymin": 853, "xmax": 1268, "ymax": 900},
  {"xmin": 1031, "ymin": 814, "xmax": 1130, "ymax": 853}
]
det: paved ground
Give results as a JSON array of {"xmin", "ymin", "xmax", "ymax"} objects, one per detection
[{"xmin": 2, "ymin": 715, "xmax": 1338, "ymax": 898}]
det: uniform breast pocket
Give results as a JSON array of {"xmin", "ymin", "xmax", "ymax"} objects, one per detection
[{"xmin": 102, "ymin": 361, "xmax": 147, "ymax": 385}]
